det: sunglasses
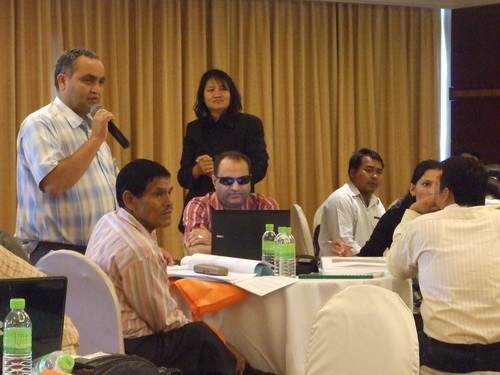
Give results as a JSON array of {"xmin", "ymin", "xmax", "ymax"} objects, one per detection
[{"xmin": 217, "ymin": 175, "xmax": 252, "ymax": 186}]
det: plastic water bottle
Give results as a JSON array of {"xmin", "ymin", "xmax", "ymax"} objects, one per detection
[
  {"xmin": 261, "ymin": 223, "xmax": 276, "ymax": 267},
  {"xmin": 274, "ymin": 227, "xmax": 286, "ymax": 275},
  {"xmin": 2, "ymin": 298, "xmax": 32, "ymax": 375},
  {"xmin": 277, "ymin": 227, "xmax": 296, "ymax": 277},
  {"xmin": 32, "ymin": 350, "xmax": 75, "ymax": 374}
]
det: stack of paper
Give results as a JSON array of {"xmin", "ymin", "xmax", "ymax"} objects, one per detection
[{"xmin": 321, "ymin": 256, "xmax": 388, "ymax": 277}]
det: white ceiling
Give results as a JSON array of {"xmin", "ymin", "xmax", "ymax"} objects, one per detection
[{"xmin": 302, "ymin": 0, "xmax": 500, "ymax": 9}]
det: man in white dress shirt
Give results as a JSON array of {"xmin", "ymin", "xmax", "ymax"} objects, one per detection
[
  {"xmin": 318, "ymin": 147, "xmax": 385, "ymax": 257},
  {"xmin": 387, "ymin": 156, "xmax": 500, "ymax": 373}
]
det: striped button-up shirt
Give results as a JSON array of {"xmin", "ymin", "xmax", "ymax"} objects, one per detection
[
  {"xmin": 387, "ymin": 204, "xmax": 500, "ymax": 344},
  {"xmin": 86, "ymin": 208, "xmax": 190, "ymax": 339}
]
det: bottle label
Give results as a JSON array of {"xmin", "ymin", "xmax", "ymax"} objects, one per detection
[
  {"xmin": 281, "ymin": 244, "xmax": 295, "ymax": 259},
  {"xmin": 262, "ymin": 241, "xmax": 274, "ymax": 255},
  {"xmin": 3, "ymin": 327, "xmax": 32, "ymax": 354}
]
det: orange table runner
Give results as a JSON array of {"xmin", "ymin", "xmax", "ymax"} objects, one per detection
[{"xmin": 172, "ymin": 278, "xmax": 250, "ymax": 321}]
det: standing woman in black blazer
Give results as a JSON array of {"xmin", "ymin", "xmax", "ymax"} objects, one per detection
[{"xmin": 177, "ymin": 69, "xmax": 269, "ymax": 232}]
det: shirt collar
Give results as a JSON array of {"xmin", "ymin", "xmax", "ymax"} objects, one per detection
[
  {"xmin": 208, "ymin": 112, "xmax": 238, "ymax": 129},
  {"xmin": 346, "ymin": 181, "xmax": 381, "ymax": 207},
  {"xmin": 209, "ymin": 192, "xmax": 225, "ymax": 210},
  {"xmin": 53, "ymin": 96, "xmax": 89, "ymax": 129},
  {"xmin": 117, "ymin": 208, "xmax": 158, "ymax": 244}
]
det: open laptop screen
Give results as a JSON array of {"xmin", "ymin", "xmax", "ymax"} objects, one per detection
[
  {"xmin": 0, "ymin": 276, "xmax": 67, "ymax": 366},
  {"xmin": 211, "ymin": 209, "xmax": 290, "ymax": 260}
]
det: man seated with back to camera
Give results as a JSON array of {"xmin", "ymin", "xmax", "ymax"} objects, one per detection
[
  {"xmin": 86, "ymin": 158, "xmax": 274, "ymax": 375},
  {"xmin": 182, "ymin": 151, "xmax": 279, "ymax": 255},
  {"xmin": 386, "ymin": 156, "xmax": 500, "ymax": 374}
]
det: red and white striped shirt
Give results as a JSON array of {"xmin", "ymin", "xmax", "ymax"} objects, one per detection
[{"xmin": 182, "ymin": 192, "xmax": 279, "ymax": 243}]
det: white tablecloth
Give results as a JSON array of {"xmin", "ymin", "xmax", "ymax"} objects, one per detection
[{"xmin": 173, "ymin": 276, "xmax": 412, "ymax": 375}]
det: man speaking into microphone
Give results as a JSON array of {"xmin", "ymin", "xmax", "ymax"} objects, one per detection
[{"xmin": 16, "ymin": 47, "xmax": 124, "ymax": 264}]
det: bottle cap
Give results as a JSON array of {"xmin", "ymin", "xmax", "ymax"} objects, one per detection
[
  {"xmin": 57, "ymin": 355, "xmax": 75, "ymax": 371},
  {"xmin": 10, "ymin": 298, "xmax": 25, "ymax": 309},
  {"xmin": 265, "ymin": 223, "xmax": 274, "ymax": 231}
]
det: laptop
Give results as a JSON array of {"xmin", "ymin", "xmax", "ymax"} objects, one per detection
[
  {"xmin": 211, "ymin": 209, "xmax": 291, "ymax": 260},
  {"xmin": 0, "ymin": 276, "xmax": 67, "ymax": 368}
]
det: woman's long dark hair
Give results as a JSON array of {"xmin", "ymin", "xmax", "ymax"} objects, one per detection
[
  {"xmin": 193, "ymin": 69, "xmax": 242, "ymax": 119},
  {"xmin": 392, "ymin": 159, "xmax": 441, "ymax": 209}
]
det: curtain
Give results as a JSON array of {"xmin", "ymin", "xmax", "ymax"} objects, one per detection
[{"xmin": 0, "ymin": 0, "xmax": 440, "ymax": 259}]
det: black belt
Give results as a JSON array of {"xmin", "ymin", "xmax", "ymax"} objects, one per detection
[
  {"xmin": 29, "ymin": 241, "xmax": 87, "ymax": 265},
  {"xmin": 420, "ymin": 331, "xmax": 500, "ymax": 373},
  {"xmin": 429, "ymin": 337, "xmax": 500, "ymax": 353},
  {"xmin": 35, "ymin": 241, "xmax": 86, "ymax": 253}
]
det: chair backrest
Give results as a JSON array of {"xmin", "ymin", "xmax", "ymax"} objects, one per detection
[
  {"xmin": 313, "ymin": 205, "xmax": 322, "ymax": 231},
  {"xmin": 36, "ymin": 250, "xmax": 124, "ymax": 355},
  {"xmin": 0, "ymin": 230, "xmax": 29, "ymax": 262},
  {"xmin": 291, "ymin": 204, "xmax": 314, "ymax": 256},
  {"xmin": 305, "ymin": 284, "xmax": 419, "ymax": 375},
  {"xmin": 312, "ymin": 206, "xmax": 323, "ymax": 257}
]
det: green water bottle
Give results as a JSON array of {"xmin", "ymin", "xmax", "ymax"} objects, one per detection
[{"xmin": 2, "ymin": 298, "xmax": 32, "ymax": 375}]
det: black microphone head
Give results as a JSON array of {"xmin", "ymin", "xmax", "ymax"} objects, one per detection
[{"xmin": 90, "ymin": 105, "xmax": 103, "ymax": 117}]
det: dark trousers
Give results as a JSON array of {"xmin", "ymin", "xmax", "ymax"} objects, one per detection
[
  {"xmin": 419, "ymin": 331, "xmax": 500, "ymax": 373},
  {"xmin": 126, "ymin": 322, "xmax": 276, "ymax": 375},
  {"xmin": 29, "ymin": 241, "xmax": 87, "ymax": 265}
]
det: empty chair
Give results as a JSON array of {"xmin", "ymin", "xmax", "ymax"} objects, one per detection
[
  {"xmin": 305, "ymin": 284, "xmax": 419, "ymax": 375},
  {"xmin": 36, "ymin": 250, "xmax": 124, "ymax": 355},
  {"xmin": 291, "ymin": 204, "xmax": 314, "ymax": 256}
]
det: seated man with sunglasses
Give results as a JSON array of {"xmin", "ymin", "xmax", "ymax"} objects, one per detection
[{"xmin": 183, "ymin": 150, "xmax": 279, "ymax": 255}]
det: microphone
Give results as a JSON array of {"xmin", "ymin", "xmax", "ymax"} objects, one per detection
[{"xmin": 90, "ymin": 105, "xmax": 131, "ymax": 149}]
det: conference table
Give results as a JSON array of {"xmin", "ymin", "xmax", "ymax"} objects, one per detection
[{"xmin": 172, "ymin": 275, "xmax": 412, "ymax": 375}]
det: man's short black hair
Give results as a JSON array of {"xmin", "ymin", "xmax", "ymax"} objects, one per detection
[
  {"xmin": 348, "ymin": 147, "xmax": 384, "ymax": 173},
  {"xmin": 214, "ymin": 151, "xmax": 251, "ymax": 177},
  {"xmin": 54, "ymin": 47, "xmax": 99, "ymax": 90},
  {"xmin": 116, "ymin": 159, "xmax": 171, "ymax": 208},
  {"xmin": 452, "ymin": 146, "xmax": 481, "ymax": 161},
  {"xmin": 439, "ymin": 156, "xmax": 487, "ymax": 206}
]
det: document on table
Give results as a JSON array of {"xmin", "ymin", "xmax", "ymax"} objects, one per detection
[
  {"xmin": 234, "ymin": 276, "xmax": 297, "ymax": 296},
  {"xmin": 167, "ymin": 254, "xmax": 297, "ymax": 296}
]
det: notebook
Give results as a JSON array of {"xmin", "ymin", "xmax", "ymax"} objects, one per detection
[
  {"xmin": 0, "ymin": 276, "xmax": 67, "ymax": 368},
  {"xmin": 211, "ymin": 209, "xmax": 290, "ymax": 260}
]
